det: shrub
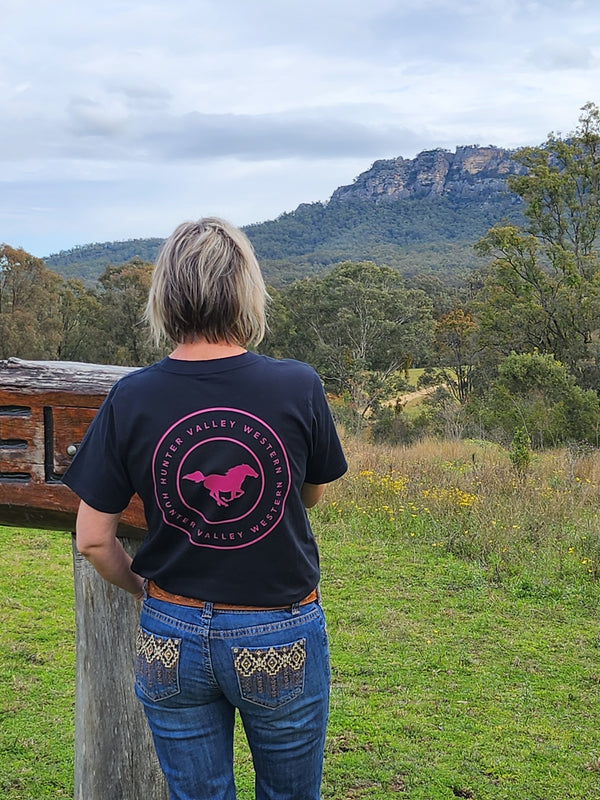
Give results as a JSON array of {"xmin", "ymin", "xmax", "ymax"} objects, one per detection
[
  {"xmin": 469, "ymin": 352, "xmax": 600, "ymax": 447},
  {"xmin": 370, "ymin": 405, "xmax": 418, "ymax": 445},
  {"xmin": 509, "ymin": 427, "xmax": 531, "ymax": 477}
]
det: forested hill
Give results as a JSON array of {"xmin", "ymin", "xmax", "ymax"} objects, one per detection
[
  {"xmin": 44, "ymin": 238, "xmax": 165, "ymax": 283},
  {"xmin": 44, "ymin": 145, "xmax": 524, "ymax": 286}
]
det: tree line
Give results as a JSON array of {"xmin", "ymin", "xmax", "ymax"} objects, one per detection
[
  {"xmin": 3, "ymin": 103, "xmax": 600, "ymax": 450},
  {"xmin": 0, "ymin": 252, "xmax": 164, "ymax": 366}
]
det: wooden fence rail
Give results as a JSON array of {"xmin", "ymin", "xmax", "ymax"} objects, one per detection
[{"xmin": 0, "ymin": 358, "xmax": 168, "ymax": 800}]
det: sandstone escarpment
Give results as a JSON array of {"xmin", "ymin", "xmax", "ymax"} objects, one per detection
[{"xmin": 330, "ymin": 145, "xmax": 523, "ymax": 203}]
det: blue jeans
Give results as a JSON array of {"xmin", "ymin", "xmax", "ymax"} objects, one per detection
[{"xmin": 134, "ymin": 596, "xmax": 330, "ymax": 800}]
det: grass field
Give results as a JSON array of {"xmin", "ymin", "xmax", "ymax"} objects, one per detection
[
  {"xmin": 406, "ymin": 368, "xmax": 425, "ymax": 387},
  {"xmin": 2, "ymin": 435, "xmax": 600, "ymax": 798}
]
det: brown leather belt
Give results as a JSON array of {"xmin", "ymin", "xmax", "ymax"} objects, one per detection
[{"xmin": 146, "ymin": 580, "xmax": 318, "ymax": 611}]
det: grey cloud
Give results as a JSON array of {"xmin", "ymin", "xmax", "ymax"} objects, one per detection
[
  {"xmin": 527, "ymin": 40, "xmax": 597, "ymax": 71},
  {"xmin": 6, "ymin": 101, "xmax": 424, "ymax": 164},
  {"xmin": 106, "ymin": 82, "xmax": 173, "ymax": 108},
  {"xmin": 54, "ymin": 105, "xmax": 423, "ymax": 162},
  {"xmin": 140, "ymin": 111, "xmax": 422, "ymax": 161},
  {"xmin": 67, "ymin": 96, "xmax": 131, "ymax": 137},
  {"xmin": 366, "ymin": 0, "xmax": 599, "ymax": 66}
]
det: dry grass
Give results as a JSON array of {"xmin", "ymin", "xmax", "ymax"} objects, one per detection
[{"xmin": 322, "ymin": 434, "xmax": 600, "ymax": 586}]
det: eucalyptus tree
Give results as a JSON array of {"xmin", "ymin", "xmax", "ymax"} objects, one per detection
[
  {"xmin": 263, "ymin": 261, "xmax": 434, "ymax": 416},
  {"xmin": 95, "ymin": 258, "xmax": 164, "ymax": 366},
  {"xmin": 433, "ymin": 309, "xmax": 480, "ymax": 404},
  {"xmin": 0, "ymin": 244, "xmax": 63, "ymax": 359},
  {"xmin": 475, "ymin": 103, "xmax": 600, "ymax": 378},
  {"xmin": 57, "ymin": 278, "xmax": 103, "ymax": 363}
]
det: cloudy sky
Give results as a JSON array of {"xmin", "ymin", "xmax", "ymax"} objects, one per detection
[{"xmin": 2, "ymin": 0, "xmax": 599, "ymax": 257}]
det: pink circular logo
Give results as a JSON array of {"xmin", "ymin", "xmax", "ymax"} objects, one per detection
[{"xmin": 152, "ymin": 408, "xmax": 291, "ymax": 549}]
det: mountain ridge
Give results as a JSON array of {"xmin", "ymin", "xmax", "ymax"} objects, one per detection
[{"xmin": 44, "ymin": 144, "xmax": 524, "ymax": 285}]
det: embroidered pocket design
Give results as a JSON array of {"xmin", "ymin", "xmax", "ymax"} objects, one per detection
[
  {"xmin": 135, "ymin": 627, "xmax": 181, "ymax": 701},
  {"xmin": 232, "ymin": 639, "xmax": 306, "ymax": 708}
]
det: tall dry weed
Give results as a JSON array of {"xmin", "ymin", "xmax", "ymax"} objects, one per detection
[{"xmin": 325, "ymin": 435, "xmax": 600, "ymax": 584}]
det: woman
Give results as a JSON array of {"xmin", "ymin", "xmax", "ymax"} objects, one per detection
[{"xmin": 63, "ymin": 217, "xmax": 347, "ymax": 800}]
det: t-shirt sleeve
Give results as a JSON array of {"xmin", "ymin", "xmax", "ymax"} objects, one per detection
[
  {"xmin": 62, "ymin": 384, "xmax": 135, "ymax": 514},
  {"xmin": 304, "ymin": 373, "xmax": 348, "ymax": 485}
]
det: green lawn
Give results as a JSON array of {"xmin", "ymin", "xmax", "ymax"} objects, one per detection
[
  {"xmin": 319, "ymin": 533, "xmax": 600, "ymax": 799},
  {"xmin": 2, "ymin": 441, "xmax": 600, "ymax": 798},
  {"xmin": 406, "ymin": 368, "xmax": 425, "ymax": 387},
  {"xmin": 0, "ymin": 529, "xmax": 75, "ymax": 798}
]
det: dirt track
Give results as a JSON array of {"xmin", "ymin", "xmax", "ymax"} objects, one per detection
[{"xmin": 397, "ymin": 385, "xmax": 439, "ymax": 405}]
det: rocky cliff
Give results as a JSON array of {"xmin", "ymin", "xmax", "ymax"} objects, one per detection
[{"xmin": 330, "ymin": 145, "xmax": 524, "ymax": 203}]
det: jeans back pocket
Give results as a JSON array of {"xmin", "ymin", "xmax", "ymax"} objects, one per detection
[
  {"xmin": 232, "ymin": 638, "xmax": 306, "ymax": 709},
  {"xmin": 135, "ymin": 626, "xmax": 182, "ymax": 702}
]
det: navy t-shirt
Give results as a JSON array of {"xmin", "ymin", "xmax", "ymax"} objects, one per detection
[{"xmin": 63, "ymin": 352, "xmax": 347, "ymax": 605}]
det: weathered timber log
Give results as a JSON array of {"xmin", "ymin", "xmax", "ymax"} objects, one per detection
[
  {"xmin": 0, "ymin": 357, "xmax": 145, "ymax": 536},
  {"xmin": 73, "ymin": 537, "xmax": 167, "ymax": 800},
  {"xmin": 0, "ymin": 359, "xmax": 167, "ymax": 799}
]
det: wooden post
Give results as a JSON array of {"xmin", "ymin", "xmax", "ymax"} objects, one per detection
[
  {"xmin": 0, "ymin": 358, "xmax": 167, "ymax": 799},
  {"xmin": 73, "ymin": 536, "xmax": 167, "ymax": 799}
]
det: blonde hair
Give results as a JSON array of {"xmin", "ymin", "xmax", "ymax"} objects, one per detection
[{"xmin": 145, "ymin": 217, "xmax": 267, "ymax": 347}]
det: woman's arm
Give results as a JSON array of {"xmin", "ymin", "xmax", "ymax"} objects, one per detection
[
  {"xmin": 301, "ymin": 482, "xmax": 326, "ymax": 508},
  {"xmin": 75, "ymin": 500, "xmax": 145, "ymax": 599}
]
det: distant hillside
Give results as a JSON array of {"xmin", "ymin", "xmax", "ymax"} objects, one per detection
[
  {"xmin": 44, "ymin": 238, "xmax": 164, "ymax": 283},
  {"xmin": 44, "ymin": 145, "xmax": 524, "ymax": 286}
]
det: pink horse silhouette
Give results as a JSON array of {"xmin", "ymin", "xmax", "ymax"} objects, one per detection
[{"xmin": 183, "ymin": 463, "xmax": 259, "ymax": 508}]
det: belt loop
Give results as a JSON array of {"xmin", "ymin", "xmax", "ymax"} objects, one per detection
[
  {"xmin": 202, "ymin": 601, "xmax": 214, "ymax": 620},
  {"xmin": 291, "ymin": 601, "xmax": 300, "ymax": 615}
]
